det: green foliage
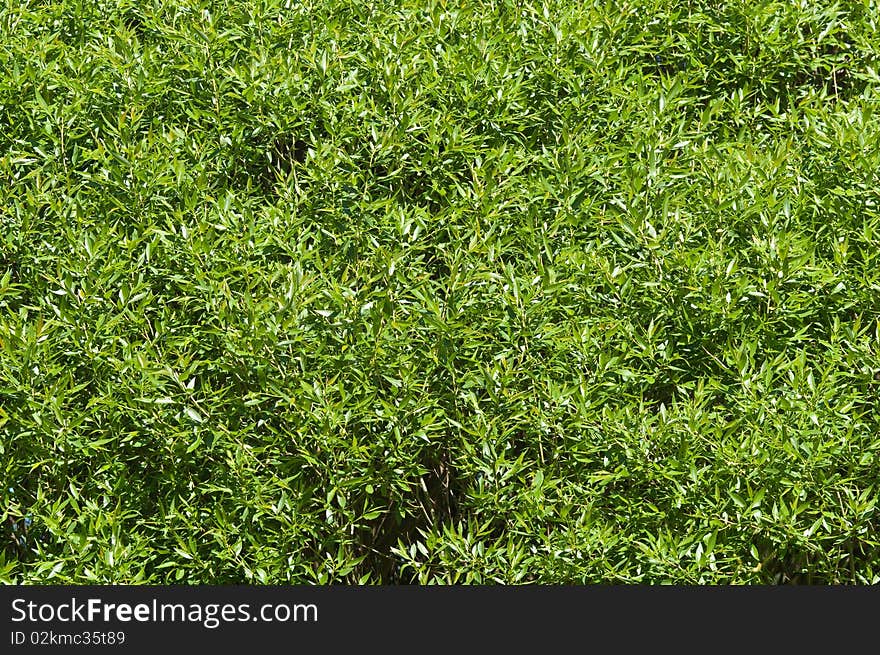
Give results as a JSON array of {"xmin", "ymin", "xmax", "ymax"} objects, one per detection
[{"xmin": 2, "ymin": 0, "xmax": 880, "ymax": 584}]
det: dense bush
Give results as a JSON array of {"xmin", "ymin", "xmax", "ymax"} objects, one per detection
[{"xmin": 2, "ymin": 0, "xmax": 880, "ymax": 583}]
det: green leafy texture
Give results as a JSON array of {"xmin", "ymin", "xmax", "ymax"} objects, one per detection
[{"xmin": 1, "ymin": 0, "xmax": 879, "ymax": 583}]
